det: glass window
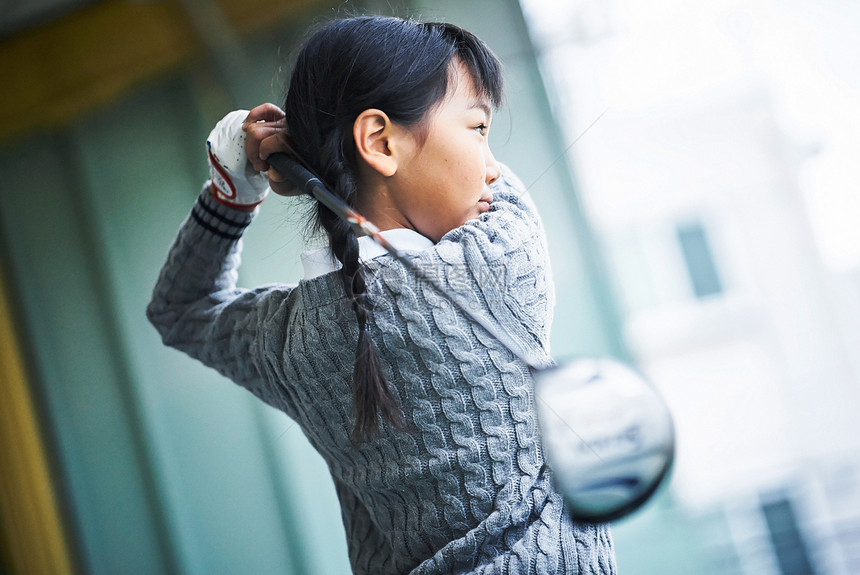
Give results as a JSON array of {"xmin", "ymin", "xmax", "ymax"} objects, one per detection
[
  {"xmin": 677, "ymin": 221, "xmax": 723, "ymax": 299},
  {"xmin": 761, "ymin": 497, "xmax": 815, "ymax": 575}
]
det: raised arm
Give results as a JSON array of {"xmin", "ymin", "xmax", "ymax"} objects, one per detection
[{"xmin": 147, "ymin": 107, "xmax": 297, "ymax": 406}]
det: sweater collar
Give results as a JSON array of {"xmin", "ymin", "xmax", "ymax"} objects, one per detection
[{"xmin": 301, "ymin": 228, "xmax": 434, "ymax": 280}]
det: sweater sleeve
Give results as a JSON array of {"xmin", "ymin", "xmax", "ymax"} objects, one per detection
[
  {"xmin": 411, "ymin": 164, "xmax": 555, "ymax": 362},
  {"xmin": 146, "ymin": 186, "xmax": 294, "ymax": 405}
]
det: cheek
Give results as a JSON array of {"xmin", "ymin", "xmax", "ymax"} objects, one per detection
[{"xmin": 447, "ymin": 143, "xmax": 483, "ymax": 181}]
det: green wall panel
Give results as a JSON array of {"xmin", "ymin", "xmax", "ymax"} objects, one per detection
[{"xmin": 0, "ymin": 135, "xmax": 173, "ymax": 574}]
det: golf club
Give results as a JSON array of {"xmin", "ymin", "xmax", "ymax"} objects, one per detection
[{"xmin": 267, "ymin": 152, "xmax": 675, "ymax": 523}]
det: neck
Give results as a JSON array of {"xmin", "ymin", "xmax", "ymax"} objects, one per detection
[{"xmin": 355, "ymin": 183, "xmax": 415, "ymax": 234}]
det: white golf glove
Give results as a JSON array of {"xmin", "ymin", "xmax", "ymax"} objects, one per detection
[{"xmin": 206, "ymin": 110, "xmax": 270, "ymax": 208}]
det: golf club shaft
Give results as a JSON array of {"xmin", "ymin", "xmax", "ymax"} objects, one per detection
[{"xmin": 267, "ymin": 152, "xmax": 545, "ymax": 370}]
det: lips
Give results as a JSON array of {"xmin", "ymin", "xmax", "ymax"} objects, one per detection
[{"xmin": 478, "ymin": 193, "xmax": 493, "ymax": 213}]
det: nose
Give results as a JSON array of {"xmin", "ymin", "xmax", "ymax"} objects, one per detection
[{"xmin": 485, "ymin": 149, "xmax": 501, "ymax": 186}]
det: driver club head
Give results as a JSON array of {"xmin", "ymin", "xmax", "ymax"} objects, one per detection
[{"xmin": 534, "ymin": 357, "xmax": 675, "ymax": 522}]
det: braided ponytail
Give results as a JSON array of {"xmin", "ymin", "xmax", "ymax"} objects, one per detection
[
  {"xmin": 282, "ymin": 16, "xmax": 503, "ymax": 442},
  {"xmin": 316, "ymin": 130, "xmax": 404, "ymax": 441}
]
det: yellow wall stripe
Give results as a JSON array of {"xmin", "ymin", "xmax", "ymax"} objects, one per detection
[
  {"xmin": 1, "ymin": 1, "xmax": 197, "ymax": 144},
  {"xmin": 0, "ymin": 0, "xmax": 320, "ymax": 144},
  {"xmin": 0, "ymin": 263, "xmax": 75, "ymax": 575}
]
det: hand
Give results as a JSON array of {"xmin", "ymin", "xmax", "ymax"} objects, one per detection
[
  {"xmin": 242, "ymin": 103, "xmax": 302, "ymax": 197},
  {"xmin": 206, "ymin": 110, "xmax": 270, "ymax": 209}
]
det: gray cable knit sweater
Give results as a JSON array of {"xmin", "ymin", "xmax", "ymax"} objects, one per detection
[{"xmin": 147, "ymin": 166, "xmax": 616, "ymax": 574}]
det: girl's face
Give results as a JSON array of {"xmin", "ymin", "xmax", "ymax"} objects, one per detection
[{"xmin": 385, "ymin": 62, "xmax": 501, "ymax": 243}]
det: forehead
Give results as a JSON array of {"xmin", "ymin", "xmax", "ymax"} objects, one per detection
[{"xmin": 442, "ymin": 60, "xmax": 492, "ymax": 115}]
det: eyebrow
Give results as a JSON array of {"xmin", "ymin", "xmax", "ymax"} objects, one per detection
[{"xmin": 469, "ymin": 100, "xmax": 492, "ymax": 119}]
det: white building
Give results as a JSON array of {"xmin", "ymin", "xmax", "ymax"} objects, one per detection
[{"xmin": 522, "ymin": 0, "xmax": 860, "ymax": 573}]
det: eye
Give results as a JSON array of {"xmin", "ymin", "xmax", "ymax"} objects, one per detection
[{"xmin": 474, "ymin": 123, "xmax": 488, "ymax": 136}]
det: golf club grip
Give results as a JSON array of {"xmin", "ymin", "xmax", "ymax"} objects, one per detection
[
  {"xmin": 266, "ymin": 152, "xmax": 319, "ymax": 195},
  {"xmin": 267, "ymin": 152, "xmax": 356, "ymax": 224}
]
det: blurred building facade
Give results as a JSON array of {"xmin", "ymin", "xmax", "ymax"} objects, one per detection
[{"xmin": 521, "ymin": 0, "xmax": 860, "ymax": 573}]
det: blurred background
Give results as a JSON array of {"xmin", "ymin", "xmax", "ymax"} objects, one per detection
[{"xmin": 0, "ymin": 0, "xmax": 858, "ymax": 573}]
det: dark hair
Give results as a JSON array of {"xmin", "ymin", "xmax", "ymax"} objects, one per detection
[{"xmin": 283, "ymin": 16, "xmax": 503, "ymax": 441}]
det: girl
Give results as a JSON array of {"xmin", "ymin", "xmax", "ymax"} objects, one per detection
[{"xmin": 148, "ymin": 15, "xmax": 616, "ymax": 574}]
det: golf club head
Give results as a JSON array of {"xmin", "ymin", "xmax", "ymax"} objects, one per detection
[{"xmin": 535, "ymin": 358, "xmax": 675, "ymax": 523}]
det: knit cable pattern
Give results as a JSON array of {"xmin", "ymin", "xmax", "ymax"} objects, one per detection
[{"xmin": 148, "ymin": 168, "xmax": 616, "ymax": 574}]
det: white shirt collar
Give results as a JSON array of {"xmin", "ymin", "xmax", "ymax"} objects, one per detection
[{"xmin": 300, "ymin": 228, "xmax": 434, "ymax": 280}]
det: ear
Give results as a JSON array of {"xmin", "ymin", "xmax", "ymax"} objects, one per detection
[{"xmin": 353, "ymin": 109, "xmax": 402, "ymax": 178}]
